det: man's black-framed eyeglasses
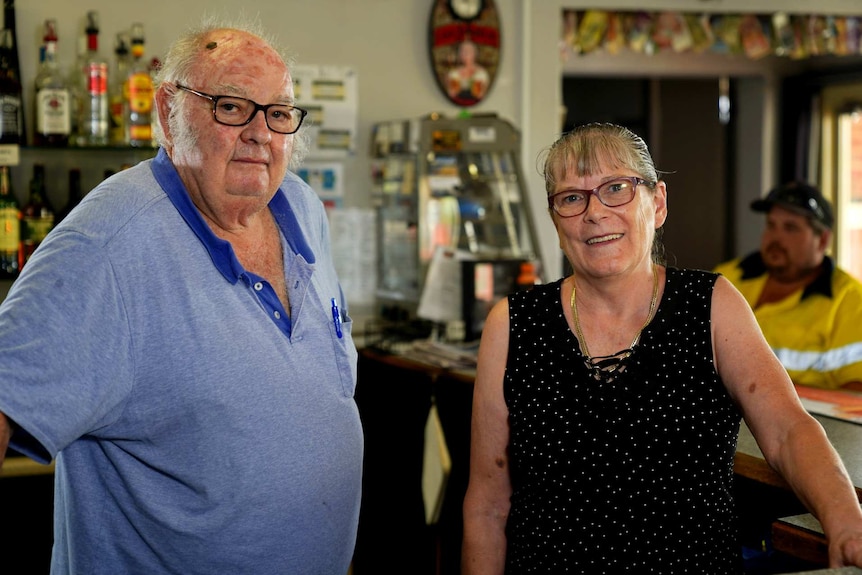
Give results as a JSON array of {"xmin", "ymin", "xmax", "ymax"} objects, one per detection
[
  {"xmin": 547, "ymin": 176, "xmax": 652, "ymax": 218},
  {"xmin": 175, "ymin": 84, "xmax": 308, "ymax": 134}
]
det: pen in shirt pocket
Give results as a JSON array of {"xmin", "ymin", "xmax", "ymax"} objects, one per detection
[{"xmin": 331, "ymin": 298, "xmax": 343, "ymax": 338}]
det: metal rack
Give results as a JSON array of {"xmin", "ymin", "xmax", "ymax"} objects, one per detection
[{"xmin": 370, "ymin": 113, "xmax": 541, "ymax": 319}]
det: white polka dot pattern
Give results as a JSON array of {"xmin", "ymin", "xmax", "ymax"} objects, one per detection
[{"xmin": 502, "ymin": 268, "xmax": 742, "ymax": 574}]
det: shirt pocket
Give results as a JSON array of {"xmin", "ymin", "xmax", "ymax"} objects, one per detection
[{"xmin": 330, "ymin": 313, "xmax": 358, "ymax": 397}]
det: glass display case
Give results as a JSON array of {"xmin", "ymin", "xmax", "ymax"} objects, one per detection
[{"xmin": 370, "ymin": 113, "xmax": 541, "ymax": 326}]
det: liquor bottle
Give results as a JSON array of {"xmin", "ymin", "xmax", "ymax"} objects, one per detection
[
  {"xmin": 0, "ymin": 165, "xmax": 19, "ymax": 278},
  {"xmin": 2, "ymin": 1, "xmax": 20, "ymax": 92},
  {"xmin": 1, "ymin": 0, "xmax": 24, "ymax": 144},
  {"xmin": 68, "ymin": 34, "xmax": 87, "ymax": 146},
  {"xmin": 108, "ymin": 32, "xmax": 129, "ymax": 146},
  {"xmin": 0, "ymin": 28, "xmax": 23, "ymax": 145},
  {"xmin": 81, "ymin": 11, "xmax": 109, "ymax": 146},
  {"xmin": 55, "ymin": 168, "xmax": 82, "ymax": 225},
  {"xmin": 126, "ymin": 23, "xmax": 154, "ymax": 147},
  {"xmin": 149, "ymin": 56, "xmax": 161, "ymax": 144},
  {"xmin": 20, "ymin": 164, "xmax": 54, "ymax": 269},
  {"xmin": 34, "ymin": 19, "xmax": 71, "ymax": 146}
]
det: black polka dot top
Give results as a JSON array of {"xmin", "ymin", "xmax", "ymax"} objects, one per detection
[{"xmin": 503, "ymin": 267, "xmax": 742, "ymax": 574}]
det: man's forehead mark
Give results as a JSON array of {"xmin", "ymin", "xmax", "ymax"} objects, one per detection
[{"xmin": 206, "ymin": 41, "xmax": 217, "ymax": 50}]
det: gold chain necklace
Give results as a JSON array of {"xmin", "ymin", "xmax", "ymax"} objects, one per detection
[{"xmin": 569, "ymin": 264, "xmax": 659, "ymax": 382}]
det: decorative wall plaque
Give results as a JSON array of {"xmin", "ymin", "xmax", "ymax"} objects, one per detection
[{"xmin": 428, "ymin": 0, "xmax": 501, "ymax": 107}]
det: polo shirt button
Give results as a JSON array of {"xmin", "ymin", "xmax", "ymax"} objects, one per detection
[
  {"xmin": 274, "ymin": 311, "xmax": 281, "ymax": 319},
  {"xmin": 254, "ymin": 282, "xmax": 263, "ymax": 291}
]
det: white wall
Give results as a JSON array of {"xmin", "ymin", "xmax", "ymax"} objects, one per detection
[
  {"xmin": 14, "ymin": 0, "xmax": 862, "ymax": 282},
  {"xmin": 13, "ymin": 0, "xmax": 520, "ymax": 210}
]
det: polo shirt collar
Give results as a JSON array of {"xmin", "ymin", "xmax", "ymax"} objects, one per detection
[
  {"xmin": 150, "ymin": 148, "xmax": 315, "ymax": 283},
  {"xmin": 737, "ymin": 250, "xmax": 834, "ymax": 299}
]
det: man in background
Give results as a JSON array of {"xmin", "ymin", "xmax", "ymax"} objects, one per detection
[{"xmin": 714, "ymin": 181, "xmax": 862, "ymax": 390}]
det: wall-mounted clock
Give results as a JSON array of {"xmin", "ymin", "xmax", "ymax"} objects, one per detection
[
  {"xmin": 429, "ymin": 0, "xmax": 501, "ymax": 107},
  {"xmin": 448, "ymin": 0, "xmax": 484, "ymax": 21}
]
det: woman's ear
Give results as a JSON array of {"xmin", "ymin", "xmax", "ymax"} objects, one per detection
[{"xmin": 653, "ymin": 180, "xmax": 668, "ymax": 229}]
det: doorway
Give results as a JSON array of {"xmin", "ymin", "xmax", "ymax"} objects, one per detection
[{"xmin": 562, "ymin": 76, "xmax": 734, "ymax": 271}]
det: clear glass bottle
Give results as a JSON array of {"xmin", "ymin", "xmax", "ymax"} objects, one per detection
[
  {"xmin": 0, "ymin": 165, "xmax": 20, "ymax": 278},
  {"xmin": 149, "ymin": 56, "xmax": 161, "ymax": 145},
  {"xmin": 82, "ymin": 11, "xmax": 109, "ymax": 146},
  {"xmin": 126, "ymin": 23, "xmax": 154, "ymax": 147},
  {"xmin": 20, "ymin": 164, "xmax": 54, "ymax": 270},
  {"xmin": 34, "ymin": 19, "xmax": 71, "ymax": 147},
  {"xmin": 68, "ymin": 34, "xmax": 87, "ymax": 147},
  {"xmin": 109, "ymin": 32, "xmax": 129, "ymax": 146}
]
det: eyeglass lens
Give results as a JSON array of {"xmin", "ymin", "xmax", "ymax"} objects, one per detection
[
  {"xmin": 550, "ymin": 177, "xmax": 640, "ymax": 217},
  {"xmin": 213, "ymin": 96, "xmax": 305, "ymax": 134}
]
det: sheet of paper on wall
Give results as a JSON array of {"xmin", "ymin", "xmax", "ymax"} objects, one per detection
[
  {"xmin": 328, "ymin": 208, "xmax": 377, "ymax": 306},
  {"xmin": 292, "ymin": 65, "xmax": 358, "ymax": 159},
  {"xmin": 297, "ymin": 161, "xmax": 344, "ymax": 209},
  {"xmin": 417, "ymin": 246, "xmax": 474, "ymax": 324}
]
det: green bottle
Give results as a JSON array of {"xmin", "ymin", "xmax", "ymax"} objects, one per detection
[
  {"xmin": 0, "ymin": 165, "xmax": 20, "ymax": 278},
  {"xmin": 20, "ymin": 163, "xmax": 54, "ymax": 269}
]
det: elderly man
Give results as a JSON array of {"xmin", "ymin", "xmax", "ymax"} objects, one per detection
[
  {"xmin": 715, "ymin": 181, "xmax": 862, "ymax": 390},
  {"xmin": 0, "ymin": 20, "xmax": 362, "ymax": 574}
]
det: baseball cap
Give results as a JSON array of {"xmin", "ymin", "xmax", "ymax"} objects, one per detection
[{"xmin": 750, "ymin": 181, "xmax": 834, "ymax": 229}]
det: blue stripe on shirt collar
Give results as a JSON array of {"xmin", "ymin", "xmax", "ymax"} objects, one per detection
[{"xmin": 150, "ymin": 148, "xmax": 315, "ymax": 283}]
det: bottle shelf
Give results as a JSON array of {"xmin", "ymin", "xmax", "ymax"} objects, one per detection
[
  {"xmin": 8, "ymin": 146, "xmax": 159, "ymax": 212},
  {"xmin": 21, "ymin": 145, "xmax": 158, "ymax": 153}
]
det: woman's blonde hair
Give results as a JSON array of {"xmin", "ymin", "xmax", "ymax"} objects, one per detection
[{"xmin": 539, "ymin": 122, "xmax": 667, "ymax": 264}]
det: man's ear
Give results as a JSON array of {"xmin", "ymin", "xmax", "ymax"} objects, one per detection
[
  {"xmin": 154, "ymin": 83, "xmax": 176, "ymax": 146},
  {"xmin": 818, "ymin": 228, "xmax": 833, "ymax": 252}
]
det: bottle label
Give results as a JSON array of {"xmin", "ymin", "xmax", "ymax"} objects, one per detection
[
  {"xmin": 85, "ymin": 63, "xmax": 110, "ymax": 144},
  {"xmin": 0, "ymin": 207, "xmax": 20, "ymax": 251},
  {"xmin": 0, "ymin": 95, "xmax": 23, "ymax": 143},
  {"xmin": 36, "ymin": 88, "xmax": 72, "ymax": 135},
  {"xmin": 86, "ymin": 63, "xmax": 108, "ymax": 96},
  {"xmin": 129, "ymin": 124, "xmax": 152, "ymax": 142},
  {"xmin": 128, "ymin": 72, "xmax": 153, "ymax": 113}
]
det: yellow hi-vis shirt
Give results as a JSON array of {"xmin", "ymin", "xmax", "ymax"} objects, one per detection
[{"xmin": 714, "ymin": 253, "xmax": 862, "ymax": 389}]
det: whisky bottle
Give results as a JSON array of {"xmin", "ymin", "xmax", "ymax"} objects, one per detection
[
  {"xmin": 34, "ymin": 19, "xmax": 71, "ymax": 146},
  {"xmin": 20, "ymin": 164, "xmax": 54, "ymax": 269},
  {"xmin": 126, "ymin": 23, "xmax": 154, "ymax": 147},
  {"xmin": 0, "ymin": 28, "xmax": 23, "ymax": 145},
  {"xmin": 81, "ymin": 11, "xmax": 109, "ymax": 146},
  {"xmin": 1, "ymin": 0, "xmax": 24, "ymax": 144},
  {"xmin": 0, "ymin": 165, "xmax": 19, "ymax": 278}
]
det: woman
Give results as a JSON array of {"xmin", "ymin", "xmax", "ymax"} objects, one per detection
[{"xmin": 461, "ymin": 123, "xmax": 862, "ymax": 574}]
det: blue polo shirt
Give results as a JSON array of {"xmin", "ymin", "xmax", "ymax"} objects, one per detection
[{"xmin": 0, "ymin": 149, "xmax": 363, "ymax": 574}]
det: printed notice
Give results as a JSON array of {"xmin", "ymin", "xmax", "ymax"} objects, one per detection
[{"xmin": 293, "ymin": 65, "xmax": 358, "ymax": 159}]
